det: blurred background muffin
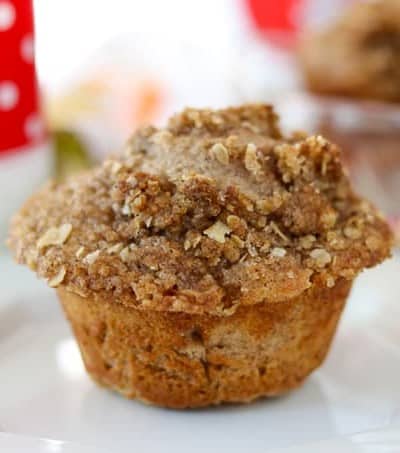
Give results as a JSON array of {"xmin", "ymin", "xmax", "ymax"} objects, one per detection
[
  {"xmin": 293, "ymin": 0, "xmax": 400, "ymax": 244},
  {"xmin": 299, "ymin": 0, "xmax": 400, "ymax": 102}
]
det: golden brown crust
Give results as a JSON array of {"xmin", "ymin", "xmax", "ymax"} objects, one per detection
[
  {"xmin": 299, "ymin": 0, "xmax": 400, "ymax": 102},
  {"xmin": 8, "ymin": 105, "xmax": 392, "ymax": 315},
  {"xmin": 58, "ymin": 278, "xmax": 351, "ymax": 408}
]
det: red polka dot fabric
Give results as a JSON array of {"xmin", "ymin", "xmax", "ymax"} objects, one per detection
[{"xmin": 0, "ymin": 0, "xmax": 45, "ymax": 154}]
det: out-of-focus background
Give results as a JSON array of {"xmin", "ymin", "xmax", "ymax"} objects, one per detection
[{"xmin": 32, "ymin": 0, "xmax": 350, "ymax": 152}]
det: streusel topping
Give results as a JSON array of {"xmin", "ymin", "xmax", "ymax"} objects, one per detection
[{"xmin": 9, "ymin": 105, "xmax": 392, "ymax": 315}]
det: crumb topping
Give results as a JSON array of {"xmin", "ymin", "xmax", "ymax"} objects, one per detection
[
  {"xmin": 48, "ymin": 267, "xmax": 66, "ymax": 288},
  {"xmin": 37, "ymin": 224, "xmax": 72, "ymax": 249},
  {"xmin": 9, "ymin": 105, "xmax": 392, "ymax": 315},
  {"xmin": 203, "ymin": 221, "xmax": 231, "ymax": 244}
]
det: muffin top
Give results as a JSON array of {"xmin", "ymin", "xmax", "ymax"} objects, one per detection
[
  {"xmin": 299, "ymin": 0, "xmax": 400, "ymax": 102},
  {"xmin": 9, "ymin": 105, "xmax": 392, "ymax": 315}
]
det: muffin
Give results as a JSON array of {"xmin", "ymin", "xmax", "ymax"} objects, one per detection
[
  {"xmin": 8, "ymin": 105, "xmax": 392, "ymax": 408},
  {"xmin": 298, "ymin": 0, "xmax": 400, "ymax": 102}
]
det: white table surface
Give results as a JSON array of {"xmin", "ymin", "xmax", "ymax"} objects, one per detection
[{"xmin": 1, "ymin": 251, "xmax": 399, "ymax": 452}]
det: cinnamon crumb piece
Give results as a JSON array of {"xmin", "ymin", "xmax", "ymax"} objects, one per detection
[
  {"xmin": 121, "ymin": 204, "xmax": 132, "ymax": 216},
  {"xmin": 37, "ymin": 224, "xmax": 72, "ymax": 249},
  {"xmin": 187, "ymin": 110, "xmax": 203, "ymax": 128},
  {"xmin": 210, "ymin": 143, "xmax": 230, "ymax": 165},
  {"xmin": 321, "ymin": 154, "xmax": 330, "ymax": 176},
  {"xmin": 315, "ymin": 135, "xmax": 328, "ymax": 147},
  {"xmin": 270, "ymin": 221, "xmax": 289, "ymax": 242},
  {"xmin": 242, "ymin": 121, "xmax": 260, "ymax": 133},
  {"xmin": 321, "ymin": 210, "xmax": 337, "ymax": 229},
  {"xmin": 120, "ymin": 247, "xmax": 131, "ymax": 263},
  {"xmin": 255, "ymin": 191, "xmax": 284, "ymax": 214},
  {"xmin": 257, "ymin": 216, "xmax": 267, "ymax": 228},
  {"xmin": 83, "ymin": 250, "xmax": 100, "ymax": 265},
  {"xmin": 75, "ymin": 246, "xmax": 85, "ymax": 258},
  {"xmin": 132, "ymin": 194, "xmax": 147, "ymax": 211},
  {"xmin": 151, "ymin": 130, "xmax": 173, "ymax": 145},
  {"xmin": 340, "ymin": 269, "xmax": 356, "ymax": 279},
  {"xmin": 239, "ymin": 253, "xmax": 248, "ymax": 263},
  {"xmin": 241, "ymin": 196, "xmax": 254, "ymax": 212},
  {"xmin": 275, "ymin": 143, "xmax": 304, "ymax": 183},
  {"xmin": 270, "ymin": 247, "xmax": 286, "ymax": 258},
  {"xmin": 299, "ymin": 235, "xmax": 316, "ymax": 249},
  {"xmin": 310, "ymin": 248, "xmax": 331, "ymax": 267},
  {"xmin": 344, "ymin": 226, "xmax": 362, "ymax": 240},
  {"xmin": 260, "ymin": 242, "xmax": 270, "ymax": 253},
  {"xmin": 247, "ymin": 244, "xmax": 258, "ymax": 257},
  {"xmin": 231, "ymin": 234, "xmax": 245, "ymax": 248},
  {"xmin": 184, "ymin": 231, "xmax": 202, "ymax": 250},
  {"xmin": 365, "ymin": 236, "xmax": 382, "ymax": 252},
  {"xmin": 127, "ymin": 175, "xmax": 138, "ymax": 187},
  {"xmin": 326, "ymin": 276, "xmax": 335, "ymax": 288},
  {"xmin": 107, "ymin": 243, "xmax": 124, "ymax": 254},
  {"xmin": 326, "ymin": 231, "xmax": 346, "ymax": 250},
  {"xmin": 223, "ymin": 242, "xmax": 241, "ymax": 262},
  {"xmin": 244, "ymin": 143, "xmax": 261, "ymax": 174},
  {"xmin": 211, "ymin": 115, "xmax": 223, "ymax": 125},
  {"xmin": 255, "ymin": 199, "xmax": 271, "ymax": 215},
  {"xmin": 203, "ymin": 221, "xmax": 231, "ymax": 244},
  {"xmin": 48, "ymin": 267, "xmax": 66, "ymax": 287},
  {"xmin": 226, "ymin": 215, "xmax": 244, "ymax": 232}
]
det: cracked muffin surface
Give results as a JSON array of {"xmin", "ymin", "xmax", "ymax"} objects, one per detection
[{"xmin": 9, "ymin": 104, "xmax": 392, "ymax": 316}]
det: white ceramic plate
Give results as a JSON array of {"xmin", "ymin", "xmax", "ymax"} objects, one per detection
[
  {"xmin": 0, "ymin": 433, "xmax": 108, "ymax": 453},
  {"xmin": 1, "ymin": 253, "xmax": 400, "ymax": 452}
]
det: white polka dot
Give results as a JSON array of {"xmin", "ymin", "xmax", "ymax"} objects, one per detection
[
  {"xmin": 25, "ymin": 114, "xmax": 44, "ymax": 141},
  {"xmin": 21, "ymin": 34, "xmax": 34, "ymax": 63},
  {"xmin": 0, "ymin": 81, "xmax": 19, "ymax": 110},
  {"xmin": 0, "ymin": 1, "xmax": 15, "ymax": 31}
]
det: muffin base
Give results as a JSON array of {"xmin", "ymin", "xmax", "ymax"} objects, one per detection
[{"xmin": 57, "ymin": 279, "xmax": 351, "ymax": 409}]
